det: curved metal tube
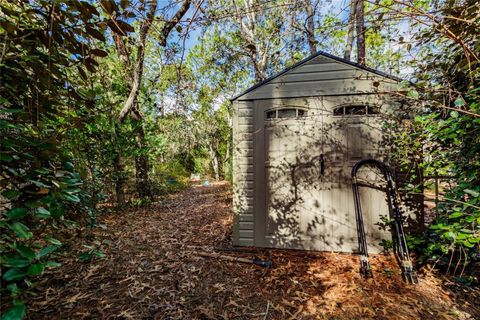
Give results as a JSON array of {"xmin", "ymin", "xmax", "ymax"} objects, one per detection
[{"xmin": 351, "ymin": 159, "xmax": 416, "ymax": 283}]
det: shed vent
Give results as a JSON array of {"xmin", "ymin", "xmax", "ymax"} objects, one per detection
[
  {"xmin": 333, "ymin": 105, "xmax": 379, "ymax": 116},
  {"xmin": 265, "ymin": 108, "xmax": 308, "ymax": 119}
]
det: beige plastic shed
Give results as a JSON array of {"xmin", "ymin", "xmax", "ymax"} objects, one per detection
[{"xmin": 231, "ymin": 51, "xmax": 406, "ymax": 253}]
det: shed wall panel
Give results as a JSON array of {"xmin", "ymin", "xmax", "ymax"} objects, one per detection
[
  {"xmin": 239, "ymin": 214, "xmax": 254, "ymax": 222},
  {"xmin": 240, "ymin": 214, "xmax": 253, "ymax": 222},
  {"xmin": 237, "ymin": 238, "xmax": 255, "ymax": 246},
  {"xmin": 238, "ymin": 116, "xmax": 253, "ymax": 125},
  {"xmin": 232, "ymin": 101, "xmax": 255, "ymax": 246},
  {"xmin": 234, "ymin": 156, "xmax": 254, "ymax": 166},
  {"xmin": 240, "ymin": 221, "xmax": 254, "ymax": 230},
  {"xmin": 239, "ymin": 230, "xmax": 254, "ymax": 238}
]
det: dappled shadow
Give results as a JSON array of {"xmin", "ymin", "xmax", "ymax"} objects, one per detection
[
  {"xmin": 260, "ymin": 249, "xmax": 478, "ymax": 319},
  {"xmin": 257, "ymin": 95, "xmax": 408, "ymax": 253}
]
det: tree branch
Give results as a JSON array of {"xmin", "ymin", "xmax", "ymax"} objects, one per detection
[
  {"xmin": 118, "ymin": 0, "xmax": 158, "ymax": 122},
  {"xmin": 158, "ymin": 0, "xmax": 192, "ymax": 46},
  {"xmin": 118, "ymin": 0, "xmax": 192, "ymax": 122}
]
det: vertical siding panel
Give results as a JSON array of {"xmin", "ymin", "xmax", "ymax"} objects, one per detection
[
  {"xmin": 232, "ymin": 100, "xmax": 255, "ymax": 246},
  {"xmin": 232, "ymin": 101, "xmax": 240, "ymax": 245}
]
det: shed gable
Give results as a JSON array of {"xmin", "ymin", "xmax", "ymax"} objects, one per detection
[{"xmin": 233, "ymin": 53, "xmax": 400, "ymax": 101}]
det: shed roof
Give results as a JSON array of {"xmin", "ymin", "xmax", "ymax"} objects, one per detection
[{"xmin": 230, "ymin": 50, "xmax": 402, "ymax": 101}]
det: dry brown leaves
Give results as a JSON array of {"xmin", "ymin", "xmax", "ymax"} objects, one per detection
[{"xmin": 25, "ymin": 182, "xmax": 478, "ymax": 319}]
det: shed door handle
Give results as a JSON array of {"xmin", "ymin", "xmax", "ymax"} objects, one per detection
[{"xmin": 320, "ymin": 154, "xmax": 325, "ymax": 175}]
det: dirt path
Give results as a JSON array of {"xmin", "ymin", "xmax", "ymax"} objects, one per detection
[{"xmin": 27, "ymin": 182, "xmax": 478, "ymax": 319}]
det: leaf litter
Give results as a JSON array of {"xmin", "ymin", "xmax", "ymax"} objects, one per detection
[{"xmin": 25, "ymin": 182, "xmax": 478, "ymax": 319}]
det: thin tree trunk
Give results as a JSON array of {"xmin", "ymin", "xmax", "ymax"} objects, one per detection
[
  {"xmin": 223, "ymin": 139, "xmax": 231, "ymax": 180},
  {"xmin": 224, "ymin": 139, "xmax": 230, "ymax": 165},
  {"xmin": 133, "ymin": 119, "xmax": 152, "ymax": 199},
  {"xmin": 305, "ymin": 1, "xmax": 317, "ymax": 55},
  {"xmin": 209, "ymin": 144, "xmax": 220, "ymax": 181},
  {"xmin": 113, "ymin": 123, "xmax": 126, "ymax": 206},
  {"xmin": 114, "ymin": 153, "xmax": 126, "ymax": 206},
  {"xmin": 344, "ymin": 0, "xmax": 357, "ymax": 60},
  {"xmin": 355, "ymin": 0, "xmax": 366, "ymax": 65}
]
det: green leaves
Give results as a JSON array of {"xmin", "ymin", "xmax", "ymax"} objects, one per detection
[
  {"xmin": 49, "ymin": 203, "xmax": 65, "ymax": 219},
  {"xmin": 35, "ymin": 207, "xmax": 50, "ymax": 219},
  {"xmin": 407, "ymin": 89, "xmax": 419, "ymax": 99},
  {"xmin": 7, "ymin": 208, "xmax": 28, "ymax": 220},
  {"xmin": 448, "ymin": 212, "xmax": 463, "ymax": 219},
  {"xmin": 14, "ymin": 244, "xmax": 35, "ymax": 261},
  {"xmin": 27, "ymin": 264, "xmax": 45, "ymax": 276},
  {"xmin": 79, "ymin": 244, "xmax": 105, "ymax": 261},
  {"xmin": 2, "ymin": 268, "xmax": 27, "ymax": 282},
  {"xmin": 45, "ymin": 237, "xmax": 62, "ymax": 246},
  {"xmin": 0, "ymin": 301, "xmax": 26, "ymax": 320},
  {"xmin": 9, "ymin": 223, "xmax": 32, "ymax": 239},
  {"xmin": 2, "ymin": 189, "xmax": 21, "ymax": 199},
  {"xmin": 36, "ymin": 245, "xmax": 60, "ymax": 259},
  {"xmin": 4, "ymin": 256, "xmax": 30, "ymax": 268},
  {"xmin": 6, "ymin": 283, "xmax": 21, "ymax": 295},
  {"xmin": 454, "ymin": 97, "xmax": 465, "ymax": 107},
  {"xmin": 0, "ymin": 153, "xmax": 13, "ymax": 161},
  {"xmin": 464, "ymin": 189, "xmax": 479, "ymax": 198},
  {"xmin": 64, "ymin": 161, "xmax": 75, "ymax": 172},
  {"xmin": 60, "ymin": 193, "xmax": 80, "ymax": 203},
  {"xmin": 0, "ymin": 1, "xmax": 113, "ymax": 317}
]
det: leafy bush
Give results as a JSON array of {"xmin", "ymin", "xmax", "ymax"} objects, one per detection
[
  {"xmin": 150, "ymin": 160, "xmax": 190, "ymax": 196},
  {"xmin": 0, "ymin": 1, "xmax": 116, "ymax": 317},
  {"xmin": 0, "ymin": 146, "xmax": 89, "ymax": 318},
  {"xmin": 414, "ymin": 106, "xmax": 479, "ymax": 275},
  {"xmin": 388, "ymin": 0, "xmax": 480, "ymax": 280}
]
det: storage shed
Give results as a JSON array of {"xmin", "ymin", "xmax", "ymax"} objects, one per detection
[{"xmin": 231, "ymin": 51, "xmax": 405, "ymax": 253}]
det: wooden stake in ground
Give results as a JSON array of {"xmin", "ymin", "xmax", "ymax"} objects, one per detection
[{"xmin": 196, "ymin": 251, "xmax": 272, "ymax": 268}]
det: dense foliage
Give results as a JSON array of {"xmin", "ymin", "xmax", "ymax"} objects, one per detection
[
  {"xmin": 0, "ymin": 1, "xmax": 125, "ymax": 317},
  {"xmin": 395, "ymin": 0, "xmax": 479, "ymax": 278}
]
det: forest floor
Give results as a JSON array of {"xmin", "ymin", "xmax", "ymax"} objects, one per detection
[{"xmin": 27, "ymin": 182, "xmax": 479, "ymax": 319}]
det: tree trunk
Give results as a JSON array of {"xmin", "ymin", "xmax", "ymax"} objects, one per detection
[
  {"xmin": 111, "ymin": 118, "xmax": 129, "ymax": 207},
  {"xmin": 305, "ymin": 1, "xmax": 317, "ymax": 55},
  {"xmin": 344, "ymin": 0, "xmax": 357, "ymax": 60},
  {"xmin": 112, "ymin": 122, "xmax": 126, "ymax": 206},
  {"xmin": 209, "ymin": 144, "xmax": 220, "ymax": 181},
  {"xmin": 223, "ymin": 139, "xmax": 232, "ymax": 180},
  {"xmin": 133, "ymin": 120, "xmax": 152, "ymax": 199},
  {"xmin": 114, "ymin": 152, "xmax": 126, "ymax": 206},
  {"xmin": 355, "ymin": 0, "xmax": 366, "ymax": 65}
]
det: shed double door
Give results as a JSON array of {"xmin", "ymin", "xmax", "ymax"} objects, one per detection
[{"xmin": 254, "ymin": 99, "xmax": 389, "ymax": 252}]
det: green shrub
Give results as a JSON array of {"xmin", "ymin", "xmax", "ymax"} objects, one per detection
[{"xmin": 150, "ymin": 160, "xmax": 190, "ymax": 196}]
